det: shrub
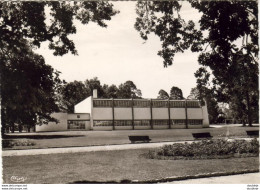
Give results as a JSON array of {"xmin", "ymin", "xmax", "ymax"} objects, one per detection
[
  {"xmin": 145, "ymin": 139, "xmax": 259, "ymax": 160},
  {"xmin": 2, "ymin": 139, "xmax": 36, "ymax": 148}
]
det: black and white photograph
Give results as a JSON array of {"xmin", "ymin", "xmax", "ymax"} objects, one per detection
[{"xmin": 0, "ymin": 0, "xmax": 259, "ymax": 187}]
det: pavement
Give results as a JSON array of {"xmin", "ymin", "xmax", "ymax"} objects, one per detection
[{"xmin": 165, "ymin": 172, "xmax": 260, "ymax": 184}]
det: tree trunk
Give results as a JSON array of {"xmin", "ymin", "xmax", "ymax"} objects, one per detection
[
  {"xmin": 246, "ymin": 91, "xmax": 253, "ymax": 126},
  {"xmin": 11, "ymin": 125, "xmax": 14, "ymax": 133}
]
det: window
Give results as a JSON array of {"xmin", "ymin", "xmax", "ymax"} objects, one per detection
[
  {"xmin": 93, "ymin": 100, "xmax": 112, "ymax": 107},
  {"xmin": 153, "ymin": 120, "xmax": 169, "ymax": 125},
  {"xmin": 171, "ymin": 119, "xmax": 186, "ymax": 125},
  {"xmin": 77, "ymin": 115, "xmax": 80, "ymax": 118},
  {"xmin": 134, "ymin": 120, "xmax": 151, "ymax": 126},
  {"xmin": 169, "ymin": 101, "xmax": 185, "ymax": 108},
  {"xmin": 68, "ymin": 121, "xmax": 85, "ymax": 130},
  {"xmin": 133, "ymin": 100, "xmax": 150, "ymax": 107},
  {"xmin": 152, "ymin": 101, "xmax": 168, "ymax": 108},
  {"xmin": 93, "ymin": 120, "xmax": 113, "ymax": 127},
  {"xmin": 188, "ymin": 119, "xmax": 203, "ymax": 125},
  {"xmin": 114, "ymin": 120, "xmax": 132, "ymax": 126},
  {"xmin": 186, "ymin": 101, "xmax": 200, "ymax": 108},
  {"xmin": 114, "ymin": 100, "xmax": 132, "ymax": 107}
]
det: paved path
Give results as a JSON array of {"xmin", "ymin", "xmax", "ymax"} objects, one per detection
[
  {"xmin": 2, "ymin": 141, "xmax": 190, "ymax": 157},
  {"xmin": 2, "ymin": 138, "xmax": 257, "ymax": 157},
  {"xmin": 166, "ymin": 172, "xmax": 260, "ymax": 184}
]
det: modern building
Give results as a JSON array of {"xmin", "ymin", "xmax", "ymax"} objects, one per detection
[{"xmin": 36, "ymin": 90, "xmax": 209, "ymax": 132}]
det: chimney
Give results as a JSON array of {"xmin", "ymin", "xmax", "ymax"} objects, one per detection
[{"xmin": 93, "ymin": 89, "xmax": 98, "ymax": 98}]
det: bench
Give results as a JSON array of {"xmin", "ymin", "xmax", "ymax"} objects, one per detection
[
  {"xmin": 246, "ymin": 130, "xmax": 259, "ymax": 137},
  {"xmin": 128, "ymin": 136, "xmax": 151, "ymax": 143},
  {"xmin": 192, "ymin": 132, "xmax": 213, "ymax": 140}
]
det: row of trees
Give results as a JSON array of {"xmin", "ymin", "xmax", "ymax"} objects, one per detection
[{"xmin": 60, "ymin": 78, "xmax": 142, "ymax": 112}]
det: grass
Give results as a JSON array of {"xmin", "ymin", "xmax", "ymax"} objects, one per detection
[
  {"xmin": 2, "ymin": 125, "xmax": 259, "ymax": 150},
  {"xmin": 2, "ymin": 148, "xmax": 259, "ymax": 184}
]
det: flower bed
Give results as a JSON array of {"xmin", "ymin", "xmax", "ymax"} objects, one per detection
[{"xmin": 145, "ymin": 139, "xmax": 259, "ymax": 160}]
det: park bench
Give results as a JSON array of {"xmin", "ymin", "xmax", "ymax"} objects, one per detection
[
  {"xmin": 192, "ymin": 132, "xmax": 213, "ymax": 140},
  {"xmin": 128, "ymin": 136, "xmax": 151, "ymax": 143},
  {"xmin": 246, "ymin": 130, "xmax": 259, "ymax": 137}
]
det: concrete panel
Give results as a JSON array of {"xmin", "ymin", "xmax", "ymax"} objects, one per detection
[
  {"xmin": 93, "ymin": 108, "xmax": 113, "ymax": 120},
  {"xmin": 153, "ymin": 125, "xmax": 169, "ymax": 129},
  {"xmin": 134, "ymin": 125, "xmax": 151, "ymax": 130},
  {"xmin": 67, "ymin": 113, "xmax": 90, "ymax": 120},
  {"xmin": 170, "ymin": 108, "xmax": 186, "ymax": 119},
  {"xmin": 152, "ymin": 108, "xmax": 169, "ymax": 119},
  {"xmin": 93, "ymin": 126, "xmax": 113, "ymax": 131},
  {"xmin": 114, "ymin": 108, "xmax": 132, "ymax": 120},
  {"xmin": 188, "ymin": 125, "xmax": 203, "ymax": 129},
  {"xmin": 171, "ymin": 125, "xmax": 186, "ymax": 129},
  {"xmin": 134, "ymin": 108, "xmax": 151, "ymax": 120},
  {"xmin": 115, "ymin": 126, "xmax": 133, "ymax": 130},
  {"xmin": 36, "ymin": 113, "xmax": 67, "ymax": 132},
  {"xmin": 187, "ymin": 108, "xmax": 203, "ymax": 119}
]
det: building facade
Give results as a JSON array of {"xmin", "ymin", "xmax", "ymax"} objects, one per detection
[{"xmin": 36, "ymin": 91, "xmax": 209, "ymax": 132}]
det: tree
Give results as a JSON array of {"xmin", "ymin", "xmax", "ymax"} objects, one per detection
[
  {"xmin": 60, "ymin": 81, "xmax": 88, "ymax": 113},
  {"xmin": 157, "ymin": 89, "xmax": 169, "ymax": 99},
  {"xmin": 0, "ymin": 2, "xmax": 118, "ymax": 56},
  {"xmin": 0, "ymin": 41, "xmax": 62, "ymax": 134},
  {"xmin": 170, "ymin": 86, "xmax": 184, "ymax": 100},
  {"xmin": 117, "ymin": 81, "xmax": 142, "ymax": 99},
  {"xmin": 105, "ymin": 84, "xmax": 119, "ymax": 98},
  {"xmin": 0, "ymin": 2, "xmax": 118, "ymax": 134},
  {"xmin": 135, "ymin": 1, "xmax": 258, "ymax": 126},
  {"xmin": 85, "ymin": 77, "xmax": 106, "ymax": 98}
]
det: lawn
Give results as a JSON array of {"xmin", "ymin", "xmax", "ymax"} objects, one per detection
[
  {"xmin": 2, "ymin": 148, "xmax": 259, "ymax": 184},
  {"xmin": 2, "ymin": 125, "xmax": 259, "ymax": 150}
]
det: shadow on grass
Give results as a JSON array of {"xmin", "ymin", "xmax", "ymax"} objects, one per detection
[{"xmin": 2, "ymin": 134, "xmax": 86, "ymax": 139}]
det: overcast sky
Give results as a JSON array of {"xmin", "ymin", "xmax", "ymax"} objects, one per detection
[{"xmin": 36, "ymin": 1, "xmax": 202, "ymax": 99}]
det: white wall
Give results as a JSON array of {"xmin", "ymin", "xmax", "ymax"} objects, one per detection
[
  {"xmin": 187, "ymin": 108, "xmax": 203, "ymax": 119},
  {"xmin": 152, "ymin": 108, "xmax": 169, "ymax": 119},
  {"xmin": 134, "ymin": 108, "xmax": 151, "ymax": 119},
  {"xmin": 92, "ymin": 108, "xmax": 113, "ymax": 120},
  {"xmin": 93, "ymin": 126, "xmax": 113, "ymax": 131},
  {"xmin": 114, "ymin": 108, "xmax": 132, "ymax": 120},
  {"xmin": 67, "ymin": 113, "xmax": 90, "ymax": 120},
  {"xmin": 36, "ymin": 113, "xmax": 67, "ymax": 132},
  {"xmin": 170, "ymin": 108, "xmax": 186, "ymax": 119},
  {"xmin": 74, "ymin": 96, "xmax": 92, "ymax": 114}
]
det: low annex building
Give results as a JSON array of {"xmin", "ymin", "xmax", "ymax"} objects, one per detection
[{"xmin": 36, "ymin": 90, "xmax": 209, "ymax": 132}]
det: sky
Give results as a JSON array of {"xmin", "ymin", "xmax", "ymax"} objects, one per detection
[{"xmin": 36, "ymin": 1, "xmax": 202, "ymax": 99}]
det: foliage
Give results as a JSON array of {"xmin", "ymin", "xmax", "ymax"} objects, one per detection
[
  {"xmin": 157, "ymin": 89, "xmax": 169, "ymax": 99},
  {"xmin": 157, "ymin": 86, "xmax": 184, "ymax": 100},
  {"xmin": 0, "ymin": 41, "xmax": 63, "ymax": 133},
  {"xmin": 0, "ymin": 2, "xmax": 118, "ymax": 134},
  {"xmin": 0, "ymin": 1, "xmax": 118, "ymax": 56},
  {"xmin": 2, "ymin": 139, "xmax": 36, "ymax": 148},
  {"xmin": 146, "ymin": 139, "xmax": 259, "ymax": 160},
  {"xmin": 60, "ymin": 81, "xmax": 89, "ymax": 113},
  {"xmin": 135, "ymin": 1, "xmax": 258, "ymax": 126},
  {"xmin": 117, "ymin": 81, "xmax": 142, "ymax": 99}
]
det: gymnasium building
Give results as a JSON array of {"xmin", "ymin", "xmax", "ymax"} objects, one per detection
[{"xmin": 36, "ymin": 90, "xmax": 209, "ymax": 132}]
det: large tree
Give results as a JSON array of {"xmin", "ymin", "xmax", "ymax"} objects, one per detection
[
  {"xmin": 135, "ymin": 1, "xmax": 258, "ymax": 126},
  {"xmin": 1, "ymin": 2, "xmax": 118, "ymax": 134},
  {"xmin": 157, "ymin": 89, "xmax": 169, "ymax": 99},
  {"xmin": 0, "ymin": 41, "xmax": 63, "ymax": 133}
]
